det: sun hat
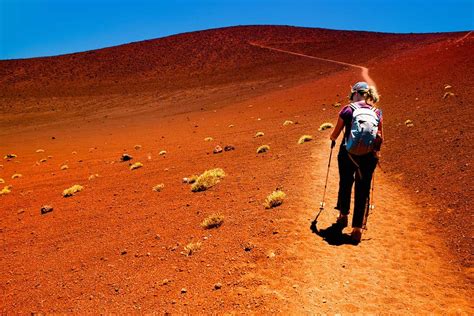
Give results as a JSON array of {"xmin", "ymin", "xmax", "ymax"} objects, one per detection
[{"xmin": 351, "ymin": 81, "xmax": 369, "ymax": 92}]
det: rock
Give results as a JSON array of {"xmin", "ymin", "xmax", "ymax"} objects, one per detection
[
  {"xmin": 213, "ymin": 145, "xmax": 223, "ymax": 154},
  {"xmin": 40, "ymin": 205, "xmax": 53, "ymax": 215},
  {"xmin": 121, "ymin": 154, "xmax": 133, "ymax": 161},
  {"xmin": 224, "ymin": 145, "xmax": 235, "ymax": 152},
  {"xmin": 181, "ymin": 288, "xmax": 187, "ymax": 294},
  {"xmin": 214, "ymin": 282, "xmax": 222, "ymax": 290}
]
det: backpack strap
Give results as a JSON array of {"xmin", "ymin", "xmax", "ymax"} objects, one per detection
[{"xmin": 350, "ymin": 102, "xmax": 359, "ymax": 111}]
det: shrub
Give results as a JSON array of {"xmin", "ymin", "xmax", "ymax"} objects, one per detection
[
  {"xmin": 4, "ymin": 154, "xmax": 17, "ymax": 159},
  {"xmin": 130, "ymin": 162, "xmax": 143, "ymax": 170},
  {"xmin": 11, "ymin": 174, "xmax": 22, "ymax": 179},
  {"xmin": 256, "ymin": 145, "xmax": 270, "ymax": 154},
  {"xmin": 283, "ymin": 120, "xmax": 294, "ymax": 126},
  {"xmin": 264, "ymin": 190, "xmax": 286, "ymax": 209},
  {"xmin": 182, "ymin": 241, "xmax": 201, "ymax": 256},
  {"xmin": 298, "ymin": 135, "xmax": 313, "ymax": 144},
  {"xmin": 443, "ymin": 92, "xmax": 455, "ymax": 99},
  {"xmin": 201, "ymin": 214, "xmax": 224, "ymax": 229},
  {"xmin": 204, "ymin": 137, "xmax": 213, "ymax": 142},
  {"xmin": 60, "ymin": 164, "xmax": 69, "ymax": 170},
  {"xmin": 62, "ymin": 184, "xmax": 83, "ymax": 197},
  {"xmin": 254, "ymin": 132, "xmax": 264, "ymax": 138},
  {"xmin": 152, "ymin": 183, "xmax": 165, "ymax": 192},
  {"xmin": 319, "ymin": 123, "xmax": 334, "ymax": 131},
  {"xmin": 88, "ymin": 174, "xmax": 99, "ymax": 180},
  {"xmin": 0, "ymin": 185, "xmax": 12, "ymax": 195},
  {"xmin": 333, "ymin": 102, "xmax": 341, "ymax": 107},
  {"xmin": 191, "ymin": 168, "xmax": 225, "ymax": 192}
]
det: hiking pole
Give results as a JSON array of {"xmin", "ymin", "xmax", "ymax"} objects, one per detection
[
  {"xmin": 362, "ymin": 170, "xmax": 375, "ymax": 230},
  {"xmin": 311, "ymin": 140, "xmax": 335, "ymax": 230}
]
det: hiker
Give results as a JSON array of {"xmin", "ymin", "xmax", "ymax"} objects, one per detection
[{"xmin": 329, "ymin": 82, "xmax": 383, "ymax": 243}]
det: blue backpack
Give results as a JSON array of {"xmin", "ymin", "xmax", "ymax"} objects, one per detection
[{"xmin": 345, "ymin": 103, "xmax": 380, "ymax": 155}]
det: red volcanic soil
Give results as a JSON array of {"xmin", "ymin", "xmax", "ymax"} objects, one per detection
[{"xmin": 1, "ymin": 26, "xmax": 473, "ymax": 313}]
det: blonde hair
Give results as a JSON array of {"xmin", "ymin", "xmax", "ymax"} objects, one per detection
[{"xmin": 365, "ymin": 86, "xmax": 380, "ymax": 103}]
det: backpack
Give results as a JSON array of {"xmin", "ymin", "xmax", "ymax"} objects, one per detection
[{"xmin": 345, "ymin": 103, "xmax": 380, "ymax": 155}]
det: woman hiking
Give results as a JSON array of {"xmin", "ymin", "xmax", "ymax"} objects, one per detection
[{"xmin": 329, "ymin": 82, "xmax": 383, "ymax": 244}]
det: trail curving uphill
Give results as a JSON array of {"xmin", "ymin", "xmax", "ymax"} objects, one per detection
[
  {"xmin": 454, "ymin": 30, "xmax": 472, "ymax": 43},
  {"xmin": 249, "ymin": 42, "xmax": 376, "ymax": 87}
]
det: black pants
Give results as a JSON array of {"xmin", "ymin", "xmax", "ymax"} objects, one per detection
[{"xmin": 335, "ymin": 145, "xmax": 378, "ymax": 228}]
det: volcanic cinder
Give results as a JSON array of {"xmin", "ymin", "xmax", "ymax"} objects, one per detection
[{"xmin": 1, "ymin": 26, "xmax": 472, "ymax": 314}]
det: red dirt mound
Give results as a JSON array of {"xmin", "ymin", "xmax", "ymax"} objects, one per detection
[{"xmin": 1, "ymin": 26, "xmax": 472, "ymax": 313}]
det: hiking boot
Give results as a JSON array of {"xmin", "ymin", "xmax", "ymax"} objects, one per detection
[
  {"xmin": 351, "ymin": 228, "xmax": 362, "ymax": 244},
  {"xmin": 336, "ymin": 214, "xmax": 348, "ymax": 228}
]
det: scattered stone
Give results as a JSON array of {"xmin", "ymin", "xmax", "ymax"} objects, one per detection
[
  {"xmin": 214, "ymin": 283, "xmax": 222, "ymax": 290},
  {"xmin": 224, "ymin": 145, "xmax": 235, "ymax": 152},
  {"xmin": 1, "ymin": 185, "xmax": 12, "ymax": 195},
  {"xmin": 11, "ymin": 173, "xmax": 22, "ymax": 179},
  {"xmin": 405, "ymin": 119, "xmax": 414, "ymax": 127},
  {"xmin": 36, "ymin": 149, "xmax": 45, "ymax": 153},
  {"xmin": 159, "ymin": 150, "xmax": 167, "ymax": 156},
  {"xmin": 60, "ymin": 164, "xmax": 68, "ymax": 170},
  {"xmin": 130, "ymin": 162, "xmax": 143, "ymax": 170},
  {"xmin": 161, "ymin": 279, "xmax": 171, "ymax": 286},
  {"xmin": 443, "ymin": 91, "xmax": 455, "ymax": 99},
  {"xmin": 152, "ymin": 183, "xmax": 165, "ymax": 192},
  {"xmin": 40, "ymin": 205, "xmax": 53, "ymax": 215},
  {"xmin": 444, "ymin": 84, "xmax": 452, "ymax": 90},
  {"xmin": 181, "ymin": 288, "xmax": 187, "ymax": 294},
  {"xmin": 121, "ymin": 154, "xmax": 133, "ymax": 161},
  {"xmin": 4, "ymin": 154, "xmax": 17, "ymax": 159},
  {"xmin": 17, "ymin": 209, "xmax": 25, "ymax": 214},
  {"xmin": 134, "ymin": 145, "xmax": 142, "ymax": 150},
  {"xmin": 120, "ymin": 249, "xmax": 128, "ymax": 255},
  {"xmin": 213, "ymin": 145, "xmax": 223, "ymax": 154},
  {"xmin": 333, "ymin": 102, "xmax": 341, "ymax": 107}
]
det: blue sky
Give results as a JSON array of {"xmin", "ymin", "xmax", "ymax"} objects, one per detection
[{"xmin": 0, "ymin": 0, "xmax": 472, "ymax": 60}]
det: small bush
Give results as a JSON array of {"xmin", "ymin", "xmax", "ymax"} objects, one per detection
[
  {"xmin": 182, "ymin": 241, "xmax": 201, "ymax": 256},
  {"xmin": 256, "ymin": 145, "xmax": 270, "ymax": 154},
  {"xmin": 283, "ymin": 120, "xmax": 294, "ymax": 126},
  {"xmin": 254, "ymin": 132, "xmax": 264, "ymax": 138},
  {"xmin": 0, "ymin": 185, "xmax": 12, "ymax": 195},
  {"xmin": 130, "ymin": 162, "xmax": 143, "ymax": 170},
  {"xmin": 60, "ymin": 164, "xmax": 69, "ymax": 170},
  {"xmin": 4, "ymin": 154, "xmax": 17, "ymax": 159},
  {"xmin": 191, "ymin": 168, "xmax": 225, "ymax": 192},
  {"xmin": 11, "ymin": 174, "xmax": 22, "ymax": 179},
  {"xmin": 333, "ymin": 102, "xmax": 341, "ymax": 107},
  {"xmin": 298, "ymin": 135, "xmax": 313, "ymax": 144},
  {"xmin": 62, "ymin": 184, "xmax": 83, "ymax": 197},
  {"xmin": 152, "ymin": 183, "xmax": 165, "ymax": 192},
  {"xmin": 319, "ymin": 123, "xmax": 334, "ymax": 131},
  {"xmin": 88, "ymin": 174, "xmax": 99, "ymax": 180},
  {"xmin": 443, "ymin": 92, "xmax": 455, "ymax": 99},
  {"xmin": 159, "ymin": 150, "xmax": 167, "ymax": 156},
  {"xmin": 201, "ymin": 214, "xmax": 224, "ymax": 229},
  {"xmin": 264, "ymin": 190, "xmax": 286, "ymax": 209},
  {"xmin": 204, "ymin": 137, "xmax": 213, "ymax": 142}
]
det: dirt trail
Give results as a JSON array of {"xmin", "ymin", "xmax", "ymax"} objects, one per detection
[
  {"xmin": 249, "ymin": 42, "xmax": 376, "ymax": 87},
  {"xmin": 248, "ymin": 41, "xmax": 472, "ymax": 313},
  {"xmin": 454, "ymin": 30, "xmax": 472, "ymax": 43}
]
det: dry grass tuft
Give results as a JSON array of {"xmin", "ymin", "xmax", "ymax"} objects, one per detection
[
  {"xmin": 444, "ymin": 84, "xmax": 452, "ymax": 90},
  {"xmin": 88, "ymin": 174, "xmax": 100, "ymax": 180},
  {"xmin": 4, "ymin": 154, "xmax": 17, "ymax": 159},
  {"xmin": 298, "ymin": 135, "xmax": 313, "ymax": 144},
  {"xmin": 134, "ymin": 145, "xmax": 142, "ymax": 150},
  {"xmin": 443, "ymin": 92, "xmax": 455, "ymax": 99},
  {"xmin": 256, "ymin": 145, "xmax": 270, "ymax": 154},
  {"xmin": 201, "ymin": 214, "xmax": 225, "ymax": 229},
  {"xmin": 159, "ymin": 150, "xmax": 167, "ymax": 156},
  {"xmin": 0, "ymin": 178, "xmax": 4, "ymax": 184},
  {"xmin": 182, "ymin": 241, "xmax": 202, "ymax": 256},
  {"xmin": 254, "ymin": 132, "xmax": 264, "ymax": 138},
  {"xmin": 11, "ymin": 174, "xmax": 22, "ymax": 179},
  {"xmin": 60, "ymin": 164, "xmax": 69, "ymax": 170},
  {"xmin": 228, "ymin": 124, "xmax": 234, "ymax": 128},
  {"xmin": 36, "ymin": 149, "xmax": 45, "ymax": 153},
  {"xmin": 283, "ymin": 120, "xmax": 294, "ymax": 126},
  {"xmin": 0, "ymin": 185, "xmax": 12, "ymax": 195},
  {"xmin": 62, "ymin": 184, "xmax": 83, "ymax": 197},
  {"xmin": 333, "ymin": 102, "xmax": 342, "ymax": 107},
  {"xmin": 405, "ymin": 119, "xmax": 414, "ymax": 127},
  {"xmin": 264, "ymin": 190, "xmax": 286, "ymax": 209},
  {"xmin": 319, "ymin": 122, "xmax": 334, "ymax": 131},
  {"xmin": 191, "ymin": 168, "xmax": 225, "ymax": 192},
  {"xmin": 130, "ymin": 162, "xmax": 143, "ymax": 170},
  {"xmin": 152, "ymin": 183, "xmax": 165, "ymax": 192},
  {"xmin": 204, "ymin": 137, "xmax": 214, "ymax": 142}
]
